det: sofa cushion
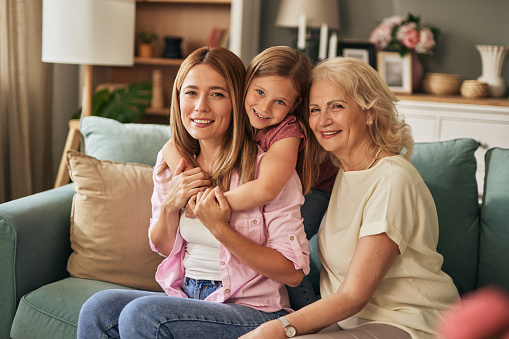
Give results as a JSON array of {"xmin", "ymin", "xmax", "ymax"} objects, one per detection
[
  {"xmin": 411, "ymin": 138, "xmax": 480, "ymax": 294},
  {"xmin": 478, "ymin": 147, "xmax": 509, "ymax": 292},
  {"xmin": 80, "ymin": 116, "xmax": 171, "ymax": 166},
  {"xmin": 66, "ymin": 150, "xmax": 163, "ymax": 292},
  {"xmin": 10, "ymin": 277, "xmax": 132, "ymax": 339}
]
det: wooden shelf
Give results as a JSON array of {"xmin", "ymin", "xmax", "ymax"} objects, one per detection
[
  {"xmin": 145, "ymin": 107, "xmax": 170, "ymax": 116},
  {"xmin": 134, "ymin": 57, "xmax": 184, "ymax": 66},
  {"xmin": 397, "ymin": 93, "xmax": 509, "ymax": 108}
]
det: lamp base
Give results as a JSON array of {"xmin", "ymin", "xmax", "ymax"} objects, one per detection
[{"xmin": 295, "ymin": 36, "xmax": 319, "ymax": 64}]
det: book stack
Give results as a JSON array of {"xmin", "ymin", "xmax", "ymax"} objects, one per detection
[{"xmin": 206, "ymin": 27, "xmax": 229, "ymax": 48}]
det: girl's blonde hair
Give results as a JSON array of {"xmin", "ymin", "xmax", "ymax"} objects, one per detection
[
  {"xmin": 160, "ymin": 46, "xmax": 257, "ymax": 190},
  {"xmin": 245, "ymin": 46, "xmax": 319, "ymax": 194},
  {"xmin": 311, "ymin": 57, "xmax": 414, "ymax": 160}
]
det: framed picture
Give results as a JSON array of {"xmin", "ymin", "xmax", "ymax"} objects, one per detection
[
  {"xmin": 337, "ymin": 40, "xmax": 377, "ymax": 70},
  {"xmin": 377, "ymin": 51, "xmax": 412, "ymax": 94}
]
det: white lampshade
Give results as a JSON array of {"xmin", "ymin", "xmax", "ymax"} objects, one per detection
[
  {"xmin": 275, "ymin": 0, "xmax": 340, "ymax": 30},
  {"xmin": 42, "ymin": 0, "xmax": 135, "ymax": 66}
]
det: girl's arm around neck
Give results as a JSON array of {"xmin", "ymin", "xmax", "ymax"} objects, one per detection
[{"xmin": 225, "ymin": 137, "xmax": 301, "ymax": 211}]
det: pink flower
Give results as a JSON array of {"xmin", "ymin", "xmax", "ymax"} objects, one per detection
[
  {"xmin": 369, "ymin": 25, "xmax": 392, "ymax": 49},
  {"xmin": 416, "ymin": 28, "xmax": 436, "ymax": 54},
  {"xmin": 396, "ymin": 22, "xmax": 419, "ymax": 49},
  {"xmin": 437, "ymin": 287, "xmax": 509, "ymax": 339},
  {"xmin": 381, "ymin": 15, "xmax": 405, "ymax": 29}
]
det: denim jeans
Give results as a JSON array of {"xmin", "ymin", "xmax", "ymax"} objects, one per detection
[
  {"xmin": 77, "ymin": 281, "xmax": 288, "ymax": 339},
  {"xmin": 181, "ymin": 277, "xmax": 222, "ymax": 300},
  {"xmin": 285, "ymin": 188, "xmax": 330, "ymax": 311},
  {"xmin": 301, "ymin": 188, "xmax": 331, "ymax": 240}
]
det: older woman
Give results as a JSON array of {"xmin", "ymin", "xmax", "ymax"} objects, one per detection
[
  {"xmin": 241, "ymin": 57, "xmax": 459, "ymax": 339},
  {"xmin": 77, "ymin": 47, "xmax": 309, "ymax": 339}
]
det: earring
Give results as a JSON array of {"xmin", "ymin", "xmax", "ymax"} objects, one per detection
[{"xmin": 369, "ymin": 120, "xmax": 373, "ymax": 125}]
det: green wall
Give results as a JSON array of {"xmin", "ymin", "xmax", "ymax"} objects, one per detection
[{"xmin": 260, "ymin": 0, "xmax": 509, "ymax": 92}]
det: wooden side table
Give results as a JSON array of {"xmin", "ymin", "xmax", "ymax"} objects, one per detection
[{"xmin": 54, "ymin": 119, "xmax": 81, "ymax": 188}]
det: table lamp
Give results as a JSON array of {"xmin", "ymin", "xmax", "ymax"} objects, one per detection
[
  {"xmin": 275, "ymin": 0, "xmax": 340, "ymax": 61},
  {"xmin": 42, "ymin": 0, "xmax": 135, "ymax": 187}
]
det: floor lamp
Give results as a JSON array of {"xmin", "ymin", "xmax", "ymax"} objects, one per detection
[{"xmin": 42, "ymin": 0, "xmax": 135, "ymax": 187}]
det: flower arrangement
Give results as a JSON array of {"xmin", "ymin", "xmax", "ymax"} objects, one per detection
[{"xmin": 369, "ymin": 13, "xmax": 440, "ymax": 56}]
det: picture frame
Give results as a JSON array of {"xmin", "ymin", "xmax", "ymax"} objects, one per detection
[
  {"xmin": 377, "ymin": 51, "xmax": 413, "ymax": 94},
  {"xmin": 337, "ymin": 40, "xmax": 377, "ymax": 70}
]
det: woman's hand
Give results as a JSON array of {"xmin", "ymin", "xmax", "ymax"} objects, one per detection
[
  {"xmin": 239, "ymin": 320, "xmax": 285, "ymax": 339},
  {"xmin": 162, "ymin": 158, "xmax": 211, "ymax": 214},
  {"xmin": 189, "ymin": 186, "xmax": 231, "ymax": 236}
]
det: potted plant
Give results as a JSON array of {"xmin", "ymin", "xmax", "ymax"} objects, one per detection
[
  {"xmin": 137, "ymin": 31, "xmax": 158, "ymax": 58},
  {"xmin": 72, "ymin": 82, "xmax": 153, "ymax": 123}
]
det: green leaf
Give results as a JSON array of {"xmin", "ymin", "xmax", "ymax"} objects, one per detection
[
  {"xmin": 71, "ymin": 82, "xmax": 153, "ymax": 123},
  {"xmin": 97, "ymin": 82, "xmax": 152, "ymax": 123}
]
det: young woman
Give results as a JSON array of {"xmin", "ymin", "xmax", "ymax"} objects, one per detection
[{"xmin": 77, "ymin": 47, "xmax": 309, "ymax": 339}]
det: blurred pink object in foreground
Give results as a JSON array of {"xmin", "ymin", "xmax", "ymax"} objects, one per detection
[{"xmin": 437, "ymin": 286, "xmax": 509, "ymax": 339}]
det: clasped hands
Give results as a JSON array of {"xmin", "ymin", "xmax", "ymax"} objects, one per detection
[{"xmin": 163, "ymin": 158, "xmax": 231, "ymax": 234}]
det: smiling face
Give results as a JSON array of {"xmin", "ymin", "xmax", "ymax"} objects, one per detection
[
  {"xmin": 244, "ymin": 75, "xmax": 301, "ymax": 130},
  {"xmin": 180, "ymin": 64, "xmax": 233, "ymax": 148},
  {"xmin": 308, "ymin": 79, "xmax": 372, "ymax": 160}
]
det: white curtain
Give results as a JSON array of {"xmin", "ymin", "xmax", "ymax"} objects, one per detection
[{"xmin": 0, "ymin": 0, "xmax": 53, "ymax": 202}]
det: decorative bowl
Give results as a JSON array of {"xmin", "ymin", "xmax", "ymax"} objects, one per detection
[{"xmin": 422, "ymin": 73, "xmax": 461, "ymax": 95}]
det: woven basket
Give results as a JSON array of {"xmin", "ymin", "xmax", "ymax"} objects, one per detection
[
  {"xmin": 460, "ymin": 80, "xmax": 489, "ymax": 98},
  {"xmin": 422, "ymin": 73, "xmax": 461, "ymax": 95}
]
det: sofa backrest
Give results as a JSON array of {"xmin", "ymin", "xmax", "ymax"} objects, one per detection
[
  {"xmin": 478, "ymin": 147, "xmax": 509, "ymax": 292},
  {"xmin": 80, "ymin": 116, "xmax": 171, "ymax": 166},
  {"xmin": 411, "ymin": 138, "xmax": 480, "ymax": 295}
]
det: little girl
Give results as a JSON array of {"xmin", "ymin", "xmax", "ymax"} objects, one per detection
[{"xmin": 163, "ymin": 46, "xmax": 338, "ymax": 238}]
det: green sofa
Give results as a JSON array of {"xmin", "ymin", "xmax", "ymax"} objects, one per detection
[{"xmin": 1, "ymin": 117, "xmax": 508, "ymax": 338}]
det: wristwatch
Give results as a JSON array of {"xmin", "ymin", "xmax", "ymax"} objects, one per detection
[{"xmin": 278, "ymin": 316, "xmax": 297, "ymax": 338}]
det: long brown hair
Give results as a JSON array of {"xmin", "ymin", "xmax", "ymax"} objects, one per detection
[
  {"xmin": 244, "ymin": 46, "xmax": 319, "ymax": 194},
  {"xmin": 159, "ymin": 47, "xmax": 258, "ymax": 190}
]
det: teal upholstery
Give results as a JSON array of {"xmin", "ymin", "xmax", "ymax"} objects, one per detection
[
  {"xmin": 11, "ymin": 278, "xmax": 132, "ymax": 339},
  {"xmin": 411, "ymin": 138, "xmax": 480, "ymax": 294},
  {"xmin": 478, "ymin": 148, "xmax": 509, "ymax": 291},
  {"xmin": 81, "ymin": 116, "xmax": 171, "ymax": 165},
  {"xmin": 0, "ymin": 184, "xmax": 75, "ymax": 338},
  {"xmin": 1, "ymin": 118, "xmax": 507, "ymax": 339}
]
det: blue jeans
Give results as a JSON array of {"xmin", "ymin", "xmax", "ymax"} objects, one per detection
[
  {"xmin": 285, "ymin": 189, "xmax": 330, "ymax": 310},
  {"xmin": 77, "ymin": 279, "xmax": 288, "ymax": 339},
  {"xmin": 301, "ymin": 188, "xmax": 331, "ymax": 240}
]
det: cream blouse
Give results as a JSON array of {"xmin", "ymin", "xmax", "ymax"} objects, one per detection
[{"xmin": 318, "ymin": 155, "xmax": 459, "ymax": 339}]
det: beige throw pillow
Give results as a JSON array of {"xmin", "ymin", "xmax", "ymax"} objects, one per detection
[{"xmin": 66, "ymin": 150, "xmax": 163, "ymax": 291}]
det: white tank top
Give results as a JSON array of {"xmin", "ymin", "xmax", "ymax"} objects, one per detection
[{"xmin": 179, "ymin": 214, "xmax": 222, "ymax": 281}]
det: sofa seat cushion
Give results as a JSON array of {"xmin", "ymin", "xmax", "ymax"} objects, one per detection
[
  {"xmin": 411, "ymin": 138, "xmax": 480, "ymax": 294},
  {"xmin": 10, "ymin": 277, "xmax": 133, "ymax": 339},
  {"xmin": 80, "ymin": 116, "xmax": 171, "ymax": 166},
  {"xmin": 479, "ymin": 147, "xmax": 509, "ymax": 291}
]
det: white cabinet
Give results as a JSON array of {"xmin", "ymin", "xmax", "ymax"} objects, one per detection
[{"xmin": 397, "ymin": 99, "xmax": 509, "ymax": 197}]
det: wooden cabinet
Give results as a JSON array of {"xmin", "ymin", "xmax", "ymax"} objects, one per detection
[
  {"xmin": 93, "ymin": 0, "xmax": 260, "ymax": 123},
  {"xmin": 396, "ymin": 94, "xmax": 509, "ymax": 198}
]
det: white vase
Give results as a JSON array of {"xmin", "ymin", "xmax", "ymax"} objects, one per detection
[{"xmin": 476, "ymin": 45, "xmax": 509, "ymax": 97}]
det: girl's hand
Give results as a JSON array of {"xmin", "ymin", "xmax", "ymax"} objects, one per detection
[
  {"xmin": 162, "ymin": 159, "xmax": 211, "ymax": 213},
  {"xmin": 189, "ymin": 186, "xmax": 231, "ymax": 236},
  {"xmin": 239, "ymin": 320, "xmax": 285, "ymax": 339}
]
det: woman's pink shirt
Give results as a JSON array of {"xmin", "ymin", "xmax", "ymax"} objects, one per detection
[{"xmin": 148, "ymin": 148, "xmax": 310, "ymax": 312}]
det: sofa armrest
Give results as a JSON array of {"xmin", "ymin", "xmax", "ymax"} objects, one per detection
[{"xmin": 0, "ymin": 184, "xmax": 75, "ymax": 338}]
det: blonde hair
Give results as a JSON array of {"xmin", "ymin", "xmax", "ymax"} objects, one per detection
[
  {"xmin": 311, "ymin": 57, "xmax": 414, "ymax": 160},
  {"xmin": 245, "ymin": 46, "xmax": 319, "ymax": 194},
  {"xmin": 160, "ymin": 47, "xmax": 257, "ymax": 190}
]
